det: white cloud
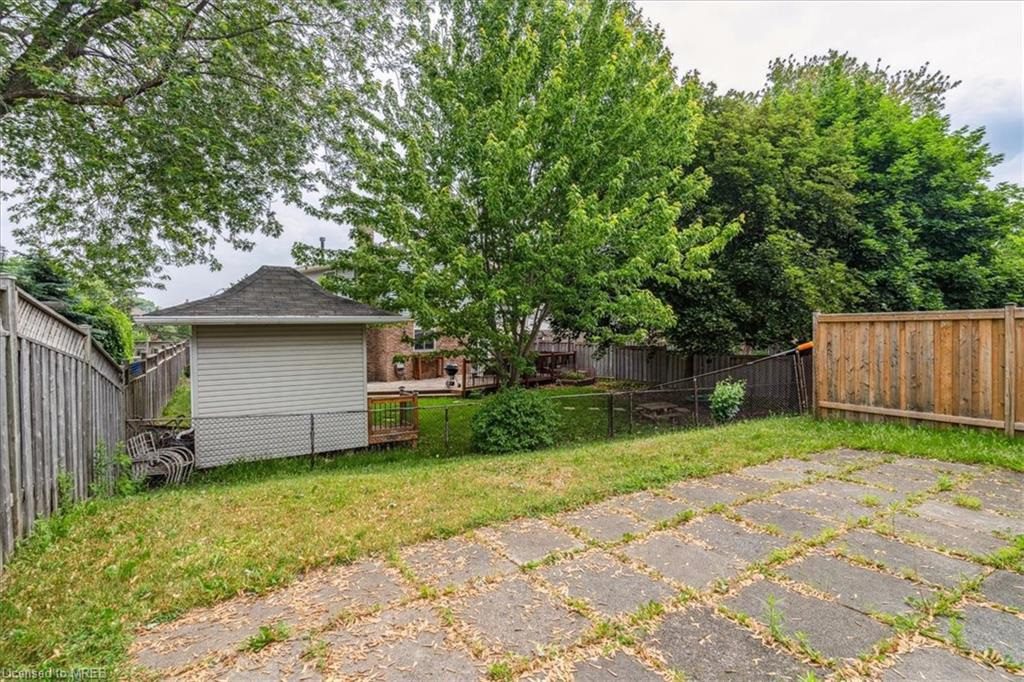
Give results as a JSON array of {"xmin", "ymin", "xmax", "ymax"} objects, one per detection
[{"xmin": 992, "ymin": 151, "xmax": 1023, "ymax": 185}]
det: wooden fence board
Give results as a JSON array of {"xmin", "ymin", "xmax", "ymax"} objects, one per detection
[
  {"xmin": 1011, "ymin": 317, "xmax": 1019, "ymax": 425},
  {"xmin": 815, "ymin": 308, "xmax": 1022, "ymax": 436},
  {"xmin": 936, "ymin": 321, "xmax": 952, "ymax": 415},
  {"xmin": 0, "ymin": 334, "xmax": 10, "ymax": 565},
  {"xmin": 18, "ymin": 339, "xmax": 32, "ymax": 536},
  {"xmin": 31, "ymin": 342, "xmax": 43, "ymax": 528}
]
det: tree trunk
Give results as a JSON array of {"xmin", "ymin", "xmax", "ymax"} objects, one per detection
[{"xmin": 507, "ymin": 363, "xmax": 520, "ymax": 388}]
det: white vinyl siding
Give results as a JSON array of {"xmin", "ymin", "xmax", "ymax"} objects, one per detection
[{"xmin": 192, "ymin": 324, "xmax": 368, "ymax": 467}]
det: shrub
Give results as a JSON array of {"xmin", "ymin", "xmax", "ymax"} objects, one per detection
[
  {"xmin": 74, "ymin": 293, "xmax": 134, "ymax": 361},
  {"xmin": 471, "ymin": 388, "xmax": 561, "ymax": 454},
  {"xmin": 90, "ymin": 442, "xmax": 139, "ymax": 497},
  {"xmin": 709, "ymin": 378, "xmax": 746, "ymax": 423}
]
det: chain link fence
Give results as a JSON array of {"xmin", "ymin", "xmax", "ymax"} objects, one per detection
[
  {"xmin": 176, "ymin": 351, "xmax": 812, "ymax": 469},
  {"xmin": 192, "ymin": 412, "xmax": 369, "ymax": 468}
]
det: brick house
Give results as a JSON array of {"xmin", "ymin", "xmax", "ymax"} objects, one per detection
[
  {"xmin": 299, "ymin": 266, "xmax": 463, "ymax": 382},
  {"xmin": 363, "ymin": 321, "xmax": 464, "ymax": 382}
]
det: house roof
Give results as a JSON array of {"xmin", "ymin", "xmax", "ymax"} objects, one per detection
[{"xmin": 137, "ymin": 266, "xmax": 406, "ymax": 325}]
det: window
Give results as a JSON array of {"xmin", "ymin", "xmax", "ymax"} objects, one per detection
[{"xmin": 413, "ymin": 327, "xmax": 435, "ymax": 351}]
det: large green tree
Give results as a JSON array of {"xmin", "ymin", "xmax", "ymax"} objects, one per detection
[
  {"xmin": 301, "ymin": 0, "xmax": 735, "ymax": 384},
  {"xmin": 662, "ymin": 53, "xmax": 1023, "ymax": 352},
  {"xmin": 1, "ymin": 0, "xmax": 393, "ymax": 295}
]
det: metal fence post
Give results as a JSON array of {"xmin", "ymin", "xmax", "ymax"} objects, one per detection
[
  {"xmin": 607, "ymin": 392, "xmax": 614, "ymax": 439},
  {"xmin": 309, "ymin": 413, "xmax": 315, "ymax": 469},
  {"xmin": 692, "ymin": 377, "xmax": 699, "ymax": 425},
  {"xmin": 444, "ymin": 407, "xmax": 450, "ymax": 454},
  {"xmin": 628, "ymin": 391, "xmax": 633, "ymax": 434}
]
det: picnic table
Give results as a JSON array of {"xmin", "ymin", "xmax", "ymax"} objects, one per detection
[{"xmin": 634, "ymin": 400, "xmax": 691, "ymax": 425}]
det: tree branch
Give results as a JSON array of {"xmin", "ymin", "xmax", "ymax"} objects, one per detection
[
  {"xmin": 39, "ymin": 0, "xmax": 145, "ymax": 73},
  {"xmin": 1, "ymin": 0, "xmax": 214, "ymax": 117},
  {"xmin": 4, "ymin": 74, "xmax": 164, "ymax": 108}
]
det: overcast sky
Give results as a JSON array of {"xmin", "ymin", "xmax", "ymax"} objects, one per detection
[{"xmin": 3, "ymin": 1, "xmax": 1021, "ymax": 307}]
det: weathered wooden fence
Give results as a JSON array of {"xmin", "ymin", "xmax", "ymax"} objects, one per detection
[
  {"xmin": 535, "ymin": 341, "xmax": 690, "ymax": 382},
  {"xmin": 535, "ymin": 341, "xmax": 781, "ymax": 387},
  {"xmin": 125, "ymin": 341, "xmax": 189, "ymax": 420},
  {"xmin": 0, "ymin": 276, "xmax": 126, "ymax": 570},
  {"xmin": 813, "ymin": 306, "xmax": 1022, "ymax": 436}
]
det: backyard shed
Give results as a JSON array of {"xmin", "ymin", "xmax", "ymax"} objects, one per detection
[{"xmin": 138, "ymin": 266, "xmax": 407, "ymax": 467}]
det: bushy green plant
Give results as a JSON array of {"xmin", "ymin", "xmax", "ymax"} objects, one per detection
[
  {"xmin": 710, "ymin": 378, "xmax": 746, "ymax": 423},
  {"xmin": 0, "ymin": 253, "xmax": 134, "ymax": 361},
  {"xmin": 471, "ymin": 388, "xmax": 561, "ymax": 454},
  {"xmin": 73, "ymin": 291, "xmax": 134, "ymax": 362},
  {"xmin": 56, "ymin": 471, "xmax": 75, "ymax": 513},
  {"xmin": 90, "ymin": 442, "xmax": 139, "ymax": 498}
]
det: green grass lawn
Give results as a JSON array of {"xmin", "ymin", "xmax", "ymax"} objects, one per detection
[
  {"xmin": 0, "ymin": 415, "xmax": 1021, "ymax": 672},
  {"xmin": 158, "ymin": 379, "xmax": 623, "ymax": 456},
  {"xmin": 160, "ymin": 376, "xmax": 191, "ymax": 419}
]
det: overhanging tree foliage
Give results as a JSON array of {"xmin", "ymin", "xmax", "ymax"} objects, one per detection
[
  {"xmin": 0, "ymin": 252, "xmax": 134, "ymax": 360},
  {"xmin": 660, "ymin": 53, "xmax": 1023, "ymax": 352},
  {"xmin": 1, "ymin": 0, "xmax": 394, "ymax": 295},
  {"xmin": 301, "ymin": 0, "xmax": 736, "ymax": 384}
]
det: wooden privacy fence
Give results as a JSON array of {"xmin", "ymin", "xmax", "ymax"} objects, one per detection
[
  {"xmin": 0, "ymin": 276, "xmax": 126, "ymax": 570},
  {"xmin": 534, "ymin": 341, "xmax": 791, "ymax": 389},
  {"xmin": 813, "ymin": 306, "xmax": 1023, "ymax": 436},
  {"xmin": 536, "ymin": 341, "xmax": 693, "ymax": 383},
  {"xmin": 125, "ymin": 340, "xmax": 189, "ymax": 420}
]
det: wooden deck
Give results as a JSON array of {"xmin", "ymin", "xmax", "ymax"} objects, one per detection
[{"xmin": 368, "ymin": 377, "xmax": 458, "ymax": 396}]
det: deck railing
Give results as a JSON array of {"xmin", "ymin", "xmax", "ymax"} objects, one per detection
[
  {"xmin": 367, "ymin": 394, "xmax": 419, "ymax": 445},
  {"xmin": 461, "ymin": 358, "xmax": 499, "ymax": 395}
]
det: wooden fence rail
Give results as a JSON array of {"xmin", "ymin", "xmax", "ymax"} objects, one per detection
[
  {"xmin": 124, "ymin": 341, "xmax": 189, "ymax": 420},
  {"xmin": 0, "ymin": 276, "xmax": 127, "ymax": 571},
  {"xmin": 813, "ymin": 306, "xmax": 1022, "ymax": 436}
]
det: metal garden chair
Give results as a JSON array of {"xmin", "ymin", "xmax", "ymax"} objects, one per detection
[{"xmin": 126, "ymin": 432, "xmax": 194, "ymax": 484}]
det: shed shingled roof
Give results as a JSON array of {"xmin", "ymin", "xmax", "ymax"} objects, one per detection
[{"xmin": 141, "ymin": 266, "xmax": 401, "ymax": 321}]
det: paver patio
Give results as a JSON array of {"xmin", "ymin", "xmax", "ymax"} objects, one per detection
[{"xmin": 131, "ymin": 451, "xmax": 1024, "ymax": 680}]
